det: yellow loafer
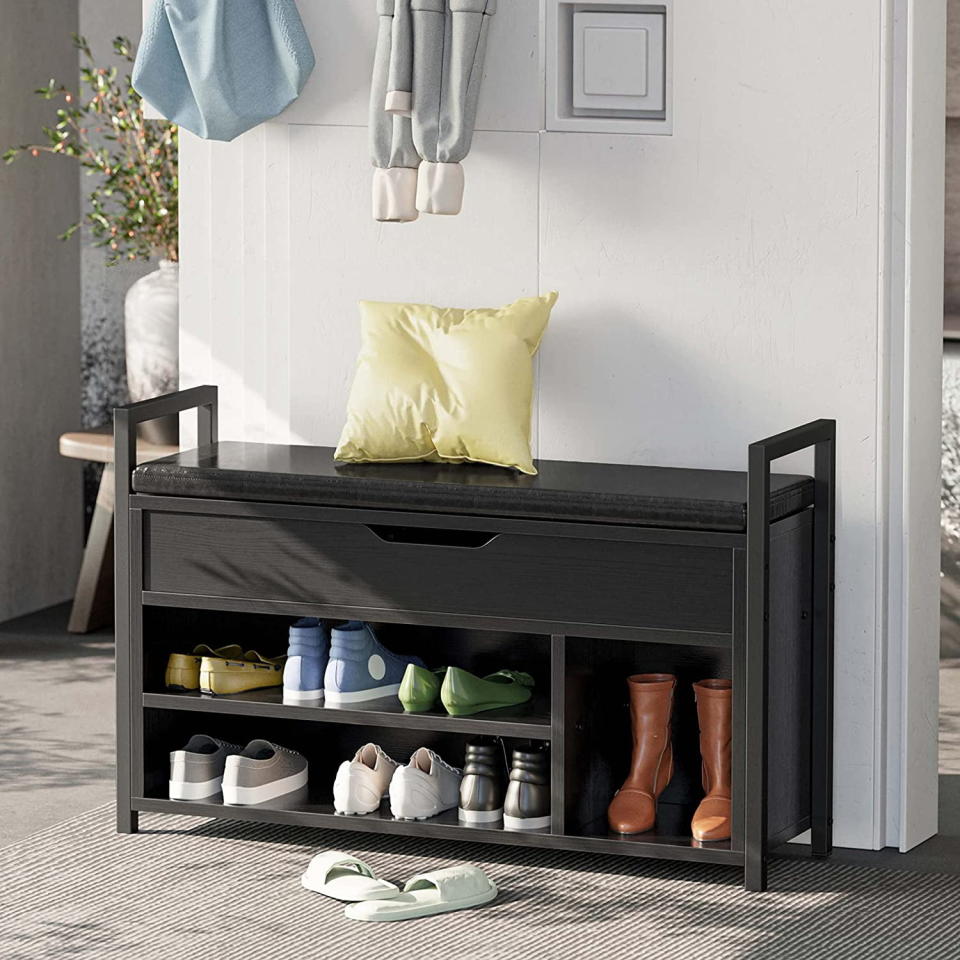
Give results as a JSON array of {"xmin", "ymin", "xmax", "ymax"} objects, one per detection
[
  {"xmin": 199, "ymin": 650, "xmax": 286, "ymax": 696},
  {"xmin": 165, "ymin": 644, "xmax": 245, "ymax": 691}
]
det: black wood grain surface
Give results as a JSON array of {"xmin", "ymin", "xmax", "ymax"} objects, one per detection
[{"xmin": 133, "ymin": 441, "xmax": 814, "ymax": 532}]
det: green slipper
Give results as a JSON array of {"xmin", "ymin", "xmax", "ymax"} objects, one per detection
[
  {"xmin": 440, "ymin": 667, "xmax": 535, "ymax": 717},
  {"xmin": 398, "ymin": 664, "xmax": 447, "ymax": 713}
]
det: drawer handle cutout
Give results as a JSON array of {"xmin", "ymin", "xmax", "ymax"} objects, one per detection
[{"xmin": 365, "ymin": 524, "xmax": 498, "ymax": 549}]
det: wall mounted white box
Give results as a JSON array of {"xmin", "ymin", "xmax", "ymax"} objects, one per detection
[
  {"xmin": 573, "ymin": 12, "xmax": 665, "ymax": 114},
  {"xmin": 546, "ymin": 0, "xmax": 672, "ymax": 135}
]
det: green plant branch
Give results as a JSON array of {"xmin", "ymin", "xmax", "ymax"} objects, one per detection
[{"xmin": 2, "ymin": 33, "xmax": 178, "ymax": 265}]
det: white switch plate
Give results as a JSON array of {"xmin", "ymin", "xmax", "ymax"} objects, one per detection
[
  {"xmin": 546, "ymin": 0, "xmax": 673, "ymax": 136},
  {"xmin": 573, "ymin": 12, "xmax": 665, "ymax": 113}
]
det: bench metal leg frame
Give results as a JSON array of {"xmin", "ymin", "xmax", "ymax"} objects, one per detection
[
  {"xmin": 114, "ymin": 387, "xmax": 218, "ymax": 834},
  {"xmin": 745, "ymin": 419, "xmax": 835, "ymax": 891}
]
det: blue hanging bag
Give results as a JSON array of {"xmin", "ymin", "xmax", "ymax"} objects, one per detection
[{"xmin": 133, "ymin": 0, "xmax": 315, "ymax": 142}]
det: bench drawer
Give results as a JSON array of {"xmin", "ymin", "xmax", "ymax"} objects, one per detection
[{"xmin": 142, "ymin": 512, "xmax": 733, "ymax": 634}]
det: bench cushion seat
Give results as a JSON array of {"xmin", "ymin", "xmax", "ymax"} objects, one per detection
[{"xmin": 132, "ymin": 442, "xmax": 813, "ymax": 533}]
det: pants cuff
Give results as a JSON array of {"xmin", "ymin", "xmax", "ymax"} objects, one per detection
[
  {"xmin": 372, "ymin": 166, "xmax": 419, "ymax": 222},
  {"xmin": 384, "ymin": 90, "xmax": 412, "ymax": 116},
  {"xmin": 416, "ymin": 161, "xmax": 465, "ymax": 216}
]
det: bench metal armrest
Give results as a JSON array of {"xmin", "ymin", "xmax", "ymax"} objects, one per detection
[
  {"xmin": 113, "ymin": 386, "xmax": 218, "ymax": 498},
  {"xmin": 744, "ymin": 418, "xmax": 836, "ymax": 884},
  {"xmin": 113, "ymin": 386, "xmax": 218, "ymax": 836}
]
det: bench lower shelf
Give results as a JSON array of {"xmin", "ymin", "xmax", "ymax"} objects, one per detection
[
  {"xmin": 130, "ymin": 796, "xmax": 741, "ymax": 866},
  {"xmin": 142, "ymin": 688, "xmax": 552, "ymax": 739}
]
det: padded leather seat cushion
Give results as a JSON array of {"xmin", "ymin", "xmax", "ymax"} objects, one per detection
[{"xmin": 132, "ymin": 442, "xmax": 814, "ymax": 532}]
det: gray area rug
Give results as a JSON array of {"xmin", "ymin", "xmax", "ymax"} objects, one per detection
[{"xmin": 2, "ymin": 806, "xmax": 957, "ymax": 960}]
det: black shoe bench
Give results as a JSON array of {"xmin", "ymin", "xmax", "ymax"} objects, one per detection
[{"xmin": 114, "ymin": 387, "xmax": 835, "ymax": 892}]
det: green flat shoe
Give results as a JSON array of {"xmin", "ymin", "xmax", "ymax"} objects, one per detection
[
  {"xmin": 440, "ymin": 667, "xmax": 535, "ymax": 717},
  {"xmin": 398, "ymin": 664, "xmax": 447, "ymax": 713}
]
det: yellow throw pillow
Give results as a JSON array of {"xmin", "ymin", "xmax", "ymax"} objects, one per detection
[{"xmin": 334, "ymin": 292, "xmax": 558, "ymax": 475}]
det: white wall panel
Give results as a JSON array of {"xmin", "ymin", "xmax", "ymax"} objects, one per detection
[
  {"xmin": 239, "ymin": 126, "xmax": 268, "ymax": 444},
  {"xmin": 895, "ymin": 0, "xmax": 946, "ymax": 852},
  {"xmin": 539, "ymin": 127, "xmax": 880, "ymax": 847},
  {"xmin": 180, "ymin": 126, "xmax": 540, "ymax": 447},
  {"xmin": 286, "ymin": 125, "xmax": 540, "ymax": 445},
  {"xmin": 283, "ymin": 0, "xmax": 543, "ymax": 131},
  {"xmin": 143, "ymin": 0, "xmax": 544, "ymax": 132},
  {"xmin": 208, "ymin": 139, "xmax": 246, "ymax": 443},
  {"xmin": 263, "ymin": 124, "xmax": 294, "ymax": 445},
  {"xmin": 538, "ymin": 0, "xmax": 883, "ymax": 849},
  {"xmin": 278, "ymin": 0, "xmax": 375, "ymax": 127},
  {"xmin": 177, "ymin": 130, "xmax": 213, "ymax": 448},
  {"xmin": 169, "ymin": 0, "xmax": 933, "ymax": 851}
]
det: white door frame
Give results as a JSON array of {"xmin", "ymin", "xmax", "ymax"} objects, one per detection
[{"xmin": 879, "ymin": 0, "xmax": 945, "ymax": 852}]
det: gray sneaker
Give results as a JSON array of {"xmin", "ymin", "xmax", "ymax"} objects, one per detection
[
  {"xmin": 169, "ymin": 734, "xmax": 243, "ymax": 801},
  {"xmin": 222, "ymin": 739, "xmax": 309, "ymax": 806}
]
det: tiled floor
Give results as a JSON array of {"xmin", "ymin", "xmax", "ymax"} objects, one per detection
[{"xmin": 0, "ymin": 604, "xmax": 114, "ymax": 845}]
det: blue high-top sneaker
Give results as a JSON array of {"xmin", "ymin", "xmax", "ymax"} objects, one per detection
[
  {"xmin": 324, "ymin": 621, "xmax": 424, "ymax": 704},
  {"xmin": 282, "ymin": 618, "xmax": 328, "ymax": 703}
]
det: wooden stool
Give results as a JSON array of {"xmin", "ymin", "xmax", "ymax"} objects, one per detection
[{"xmin": 59, "ymin": 428, "xmax": 177, "ymax": 633}]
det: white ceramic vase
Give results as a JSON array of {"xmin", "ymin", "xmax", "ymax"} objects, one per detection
[{"xmin": 124, "ymin": 259, "xmax": 179, "ymax": 443}]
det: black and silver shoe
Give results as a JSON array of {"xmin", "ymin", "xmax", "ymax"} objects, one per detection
[
  {"xmin": 458, "ymin": 736, "xmax": 507, "ymax": 824},
  {"xmin": 503, "ymin": 742, "xmax": 551, "ymax": 831}
]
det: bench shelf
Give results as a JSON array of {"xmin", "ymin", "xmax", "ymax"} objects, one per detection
[
  {"xmin": 141, "ymin": 689, "xmax": 553, "ymax": 739},
  {"xmin": 115, "ymin": 387, "xmax": 835, "ymax": 892},
  {"xmin": 130, "ymin": 795, "xmax": 742, "ymax": 865}
]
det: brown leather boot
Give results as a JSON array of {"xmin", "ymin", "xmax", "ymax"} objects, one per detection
[
  {"xmin": 607, "ymin": 674, "xmax": 676, "ymax": 834},
  {"xmin": 691, "ymin": 678, "xmax": 732, "ymax": 842}
]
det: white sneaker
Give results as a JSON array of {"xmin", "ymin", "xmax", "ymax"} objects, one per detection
[
  {"xmin": 389, "ymin": 747, "xmax": 461, "ymax": 821},
  {"xmin": 333, "ymin": 743, "xmax": 399, "ymax": 815}
]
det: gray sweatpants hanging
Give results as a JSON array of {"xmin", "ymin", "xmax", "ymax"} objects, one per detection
[
  {"xmin": 370, "ymin": 0, "xmax": 420, "ymax": 222},
  {"xmin": 411, "ymin": 0, "xmax": 497, "ymax": 215},
  {"xmin": 385, "ymin": 0, "xmax": 414, "ymax": 117}
]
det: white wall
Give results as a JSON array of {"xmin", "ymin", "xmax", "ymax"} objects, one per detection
[
  {"xmin": 161, "ymin": 0, "xmax": 928, "ymax": 849},
  {"xmin": 0, "ymin": 0, "xmax": 82, "ymax": 623}
]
